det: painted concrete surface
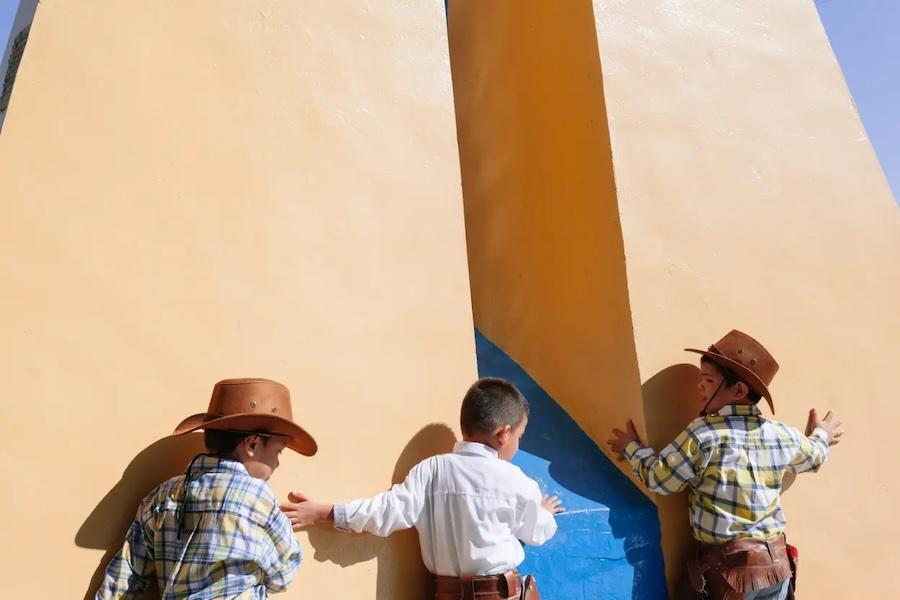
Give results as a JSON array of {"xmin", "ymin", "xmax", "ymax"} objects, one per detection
[
  {"xmin": 452, "ymin": 0, "xmax": 899, "ymax": 595},
  {"xmin": 476, "ymin": 330, "xmax": 667, "ymax": 600},
  {"xmin": 0, "ymin": 2, "xmax": 473, "ymax": 599},
  {"xmin": 593, "ymin": 1, "xmax": 900, "ymax": 595}
]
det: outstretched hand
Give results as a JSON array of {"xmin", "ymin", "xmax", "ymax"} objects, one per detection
[
  {"xmin": 607, "ymin": 419, "xmax": 642, "ymax": 461},
  {"xmin": 541, "ymin": 494, "xmax": 565, "ymax": 515},
  {"xmin": 806, "ymin": 409, "xmax": 844, "ymax": 447},
  {"xmin": 279, "ymin": 490, "xmax": 334, "ymax": 531}
]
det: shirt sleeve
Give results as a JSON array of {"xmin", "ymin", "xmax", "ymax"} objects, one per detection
[
  {"xmin": 94, "ymin": 507, "xmax": 155, "ymax": 599},
  {"xmin": 788, "ymin": 425, "xmax": 830, "ymax": 474},
  {"xmin": 623, "ymin": 425, "xmax": 709, "ymax": 495},
  {"xmin": 514, "ymin": 478, "xmax": 557, "ymax": 546},
  {"xmin": 333, "ymin": 459, "xmax": 433, "ymax": 537},
  {"xmin": 260, "ymin": 509, "xmax": 302, "ymax": 593}
]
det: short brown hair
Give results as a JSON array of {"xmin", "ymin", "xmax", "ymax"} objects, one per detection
[
  {"xmin": 204, "ymin": 429, "xmax": 268, "ymax": 455},
  {"xmin": 460, "ymin": 377, "xmax": 529, "ymax": 436},
  {"xmin": 700, "ymin": 356, "xmax": 762, "ymax": 403}
]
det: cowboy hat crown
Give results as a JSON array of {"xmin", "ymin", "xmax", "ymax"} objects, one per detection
[{"xmin": 174, "ymin": 378, "xmax": 317, "ymax": 455}]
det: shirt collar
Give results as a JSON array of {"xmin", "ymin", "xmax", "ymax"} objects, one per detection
[
  {"xmin": 453, "ymin": 440, "xmax": 500, "ymax": 459},
  {"xmin": 185, "ymin": 454, "xmax": 251, "ymax": 478},
  {"xmin": 716, "ymin": 404, "xmax": 762, "ymax": 417}
]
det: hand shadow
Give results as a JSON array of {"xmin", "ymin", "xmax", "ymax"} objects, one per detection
[
  {"xmin": 304, "ymin": 423, "xmax": 457, "ymax": 600},
  {"xmin": 75, "ymin": 433, "xmax": 206, "ymax": 600}
]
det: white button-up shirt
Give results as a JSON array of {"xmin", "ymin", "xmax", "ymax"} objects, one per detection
[{"xmin": 333, "ymin": 441, "xmax": 557, "ymax": 576}]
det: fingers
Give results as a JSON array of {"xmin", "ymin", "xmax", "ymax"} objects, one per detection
[
  {"xmin": 288, "ymin": 490, "xmax": 309, "ymax": 503},
  {"xmin": 542, "ymin": 494, "xmax": 565, "ymax": 514},
  {"xmin": 611, "ymin": 429, "xmax": 626, "ymax": 438}
]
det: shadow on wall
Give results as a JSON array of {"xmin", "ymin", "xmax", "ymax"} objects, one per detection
[
  {"xmin": 641, "ymin": 364, "xmax": 704, "ymax": 595},
  {"xmin": 305, "ymin": 423, "xmax": 458, "ymax": 600},
  {"xmin": 75, "ymin": 432, "xmax": 207, "ymax": 600},
  {"xmin": 475, "ymin": 330, "xmax": 668, "ymax": 600}
]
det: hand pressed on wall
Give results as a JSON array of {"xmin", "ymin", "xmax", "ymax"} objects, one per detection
[
  {"xmin": 607, "ymin": 419, "xmax": 642, "ymax": 460},
  {"xmin": 806, "ymin": 409, "xmax": 844, "ymax": 446},
  {"xmin": 540, "ymin": 494, "xmax": 564, "ymax": 515}
]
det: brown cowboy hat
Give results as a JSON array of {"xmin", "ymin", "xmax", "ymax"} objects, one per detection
[
  {"xmin": 174, "ymin": 378, "xmax": 317, "ymax": 455},
  {"xmin": 685, "ymin": 330, "xmax": 779, "ymax": 414}
]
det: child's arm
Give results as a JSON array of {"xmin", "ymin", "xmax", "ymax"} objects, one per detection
[
  {"xmin": 516, "ymin": 485, "xmax": 562, "ymax": 546},
  {"xmin": 609, "ymin": 419, "xmax": 709, "ymax": 495},
  {"xmin": 259, "ymin": 508, "xmax": 303, "ymax": 593},
  {"xmin": 280, "ymin": 459, "xmax": 434, "ymax": 536},
  {"xmin": 94, "ymin": 510, "xmax": 154, "ymax": 599}
]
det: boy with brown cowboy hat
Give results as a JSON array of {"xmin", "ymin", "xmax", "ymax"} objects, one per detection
[
  {"xmin": 96, "ymin": 378, "xmax": 317, "ymax": 599},
  {"xmin": 608, "ymin": 330, "xmax": 843, "ymax": 600},
  {"xmin": 280, "ymin": 377, "xmax": 563, "ymax": 600}
]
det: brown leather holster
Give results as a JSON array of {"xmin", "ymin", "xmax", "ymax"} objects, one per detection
[
  {"xmin": 430, "ymin": 571, "xmax": 541, "ymax": 600},
  {"xmin": 683, "ymin": 535, "xmax": 792, "ymax": 600}
]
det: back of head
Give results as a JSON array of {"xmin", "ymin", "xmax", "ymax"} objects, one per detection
[
  {"xmin": 204, "ymin": 429, "xmax": 262, "ymax": 456},
  {"xmin": 460, "ymin": 377, "xmax": 529, "ymax": 436}
]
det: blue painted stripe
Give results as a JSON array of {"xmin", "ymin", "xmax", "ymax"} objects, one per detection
[{"xmin": 475, "ymin": 329, "xmax": 668, "ymax": 599}]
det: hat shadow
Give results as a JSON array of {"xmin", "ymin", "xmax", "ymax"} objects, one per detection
[
  {"xmin": 304, "ymin": 423, "xmax": 458, "ymax": 600},
  {"xmin": 74, "ymin": 433, "xmax": 206, "ymax": 600}
]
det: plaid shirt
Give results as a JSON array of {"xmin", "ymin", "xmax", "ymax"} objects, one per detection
[
  {"xmin": 624, "ymin": 404, "xmax": 830, "ymax": 544},
  {"xmin": 96, "ymin": 455, "xmax": 301, "ymax": 599}
]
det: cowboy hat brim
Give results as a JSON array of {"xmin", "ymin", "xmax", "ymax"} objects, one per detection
[
  {"xmin": 685, "ymin": 348, "xmax": 775, "ymax": 414},
  {"xmin": 174, "ymin": 412, "xmax": 318, "ymax": 456}
]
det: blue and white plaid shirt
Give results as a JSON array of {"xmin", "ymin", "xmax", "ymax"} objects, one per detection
[{"xmin": 96, "ymin": 455, "xmax": 301, "ymax": 599}]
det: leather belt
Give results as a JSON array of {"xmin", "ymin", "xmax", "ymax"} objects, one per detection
[
  {"xmin": 700, "ymin": 534, "xmax": 788, "ymax": 569},
  {"xmin": 432, "ymin": 570, "xmax": 521, "ymax": 600}
]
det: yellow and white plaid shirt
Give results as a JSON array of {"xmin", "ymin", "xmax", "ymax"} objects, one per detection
[{"xmin": 624, "ymin": 404, "xmax": 830, "ymax": 544}]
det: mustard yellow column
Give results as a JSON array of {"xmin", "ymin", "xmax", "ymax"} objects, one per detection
[
  {"xmin": 592, "ymin": 0, "xmax": 900, "ymax": 595},
  {"xmin": 0, "ymin": 2, "xmax": 474, "ymax": 599}
]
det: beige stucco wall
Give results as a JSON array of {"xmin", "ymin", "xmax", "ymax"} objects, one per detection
[
  {"xmin": 448, "ymin": 0, "xmax": 646, "ymax": 487},
  {"xmin": 0, "ymin": 2, "xmax": 475, "ymax": 599},
  {"xmin": 593, "ymin": 0, "xmax": 900, "ymax": 595}
]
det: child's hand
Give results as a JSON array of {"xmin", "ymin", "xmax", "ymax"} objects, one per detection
[
  {"xmin": 541, "ymin": 494, "xmax": 564, "ymax": 515},
  {"xmin": 806, "ymin": 409, "xmax": 844, "ymax": 447},
  {"xmin": 279, "ymin": 490, "xmax": 334, "ymax": 531},
  {"xmin": 607, "ymin": 419, "xmax": 642, "ymax": 460}
]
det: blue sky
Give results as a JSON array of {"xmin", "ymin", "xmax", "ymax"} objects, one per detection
[
  {"xmin": 817, "ymin": 0, "xmax": 900, "ymax": 203},
  {"xmin": 0, "ymin": 1, "xmax": 16, "ymax": 50},
  {"xmin": 0, "ymin": 0, "xmax": 897, "ymax": 202}
]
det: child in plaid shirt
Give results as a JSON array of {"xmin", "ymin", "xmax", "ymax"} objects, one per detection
[
  {"xmin": 96, "ymin": 378, "xmax": 316, "ymax": 599},
  {"xmin": 608, "ymin": 331, "xmax": 843, "ymax": 600}
]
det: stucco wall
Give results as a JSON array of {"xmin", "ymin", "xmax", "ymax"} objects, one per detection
[
  {"xmin": 449, "ymin": 2, "xmax": 668, "ymax": 597},
  {"xmin": 451, "ymin": 0, "xmax": 899, "ymax": 596},
  {"xmin": 0, "ymin": 2, "xmax": 475, "ymax": 599},
  {"xmin": 592, "ymin": 0, "xmax": 900, "ymax": 595}
]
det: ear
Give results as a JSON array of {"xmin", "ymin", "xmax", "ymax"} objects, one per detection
[
  {"xmin": 244, "ymin": 435, "xmax": 262, "ymax": 456},
  {"xmin": 733, "ymin": 381, "xmax": 750, "ymax": 401},
  {"xmin": 495, "ymin": 424, "xmax": 512, "ymax": 445}
]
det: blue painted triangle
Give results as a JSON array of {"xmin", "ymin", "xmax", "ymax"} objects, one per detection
[{"xmin": 475, "ymin": 329, "xmax": 668, "ymax": 599}]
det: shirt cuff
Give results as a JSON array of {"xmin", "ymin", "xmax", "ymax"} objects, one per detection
[
  {"xmin": 811, "ymin": 426, "xmax": 830, "ymax": 445},
  {"xmin": 333, "ymin": 503, "xmax": 351, "ymax": 532},
  {"xmin": 623, "ymin": 440, "xmax": 643, "ymax": 462}
]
